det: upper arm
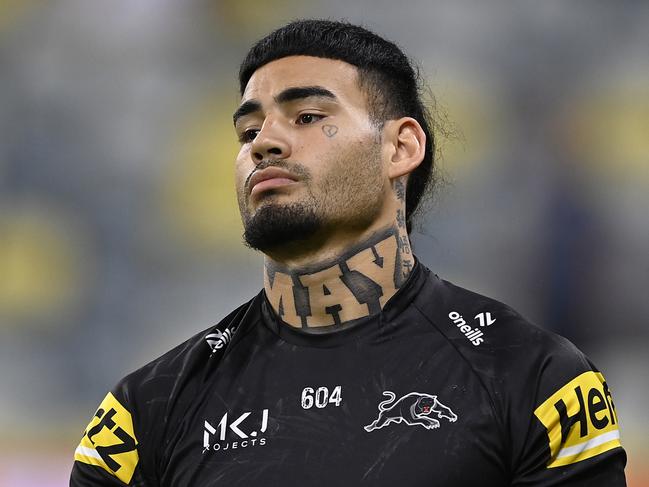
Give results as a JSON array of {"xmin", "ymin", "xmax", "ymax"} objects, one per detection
[
  {"xmin": 70, "ymin": 390, "xmax": 143, "ymax": 486},
  {"xmin": 509, "ymin": 343, "xmax": 627, "ymax": 485}
]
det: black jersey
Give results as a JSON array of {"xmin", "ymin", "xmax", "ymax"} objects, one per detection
[{"xmin": 70, "ymin": 262, "xmax": 626, "ymax": 486}]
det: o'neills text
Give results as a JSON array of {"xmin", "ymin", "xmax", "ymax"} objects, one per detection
[{"xmin": 448, "ymin": 311, "xmax": 484, "ymax": 346}]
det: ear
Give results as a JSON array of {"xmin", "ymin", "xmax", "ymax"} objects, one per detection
[{"xmin": 382, "ymin": 117, "xmax": 426, "ymax": 180}]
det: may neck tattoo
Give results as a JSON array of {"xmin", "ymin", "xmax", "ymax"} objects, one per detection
[{"xmin": 263, "ymin": 226, "xmax": 414, "ymax": 330}]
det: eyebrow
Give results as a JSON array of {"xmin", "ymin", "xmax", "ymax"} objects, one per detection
[
  {"xmin": 232, "ymin": 100, "xmax": 261, "ymax": 125},
  {"xmin": 275, "ymin": 86, "xmax": 336, "ymax": 104},
  {"xmin": 233, "ymin": 85, "xmax": 337, "ymax": 125}
]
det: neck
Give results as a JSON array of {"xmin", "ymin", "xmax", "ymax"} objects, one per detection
[{"xmin": 263, "ymin": 225, "xmax": 414, "ymax": 330}]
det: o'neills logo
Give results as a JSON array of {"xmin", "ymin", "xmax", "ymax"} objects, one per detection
[
  {"xmin": 202, "ymin": 409, "xmax": 269, "ymax": 454},
  {"xmin": 205, "ymin": 326, "xmax": 237, "ymax": 353},
  {"xmin": 448, "ymin": 311, "xmax": 483, "ymax": 346}
]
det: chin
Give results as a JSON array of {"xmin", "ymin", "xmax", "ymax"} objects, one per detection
[{"xmin": 242, "ymin": 201, "xmax": 322, "ymax": 252}]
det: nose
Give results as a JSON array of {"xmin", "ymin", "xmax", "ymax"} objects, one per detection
[{"xmin": 250, "ymin": 118, "xmax": 291, "ymax": 164}]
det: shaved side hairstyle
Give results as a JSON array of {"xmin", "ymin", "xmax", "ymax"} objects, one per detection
[{"xmin": 238, "ymin": 19, "xmax": 437, "ymax": 235}]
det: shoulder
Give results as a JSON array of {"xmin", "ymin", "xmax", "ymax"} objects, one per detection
[
  {"xmin": 117, "ymin": 294, "xmax": 261, "ymax": 406},
  {"xmin": 72, "ymin": 295, "xmax": 262, "ymax": 484},
  {"xmin": 110, "ymin": 294, "xmax": 262, "ymax": 443},
  {"xmin": 413, "ymin": 266, "xmax": 625, "ymax": 477},
  {"xmin": 414, "ymin": 268, "xmax": 590, "ymax": 381},
  {"xmin": 414, "ymin": 270, "xmax": 600, "ymax": 413}
]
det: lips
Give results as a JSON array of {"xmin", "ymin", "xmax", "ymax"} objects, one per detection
[{"xmin": 248, "ymin": 167, "xmax": 299, "ymax": 197}]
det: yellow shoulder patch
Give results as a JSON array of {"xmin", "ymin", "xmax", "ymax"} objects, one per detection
[
  {"xmin": 74, "ymin": 392, "xmax": 139, "ymax": 483},
  {"xmin": 534, "ymin": 371, "xmax": 621, "ymax": 468}
]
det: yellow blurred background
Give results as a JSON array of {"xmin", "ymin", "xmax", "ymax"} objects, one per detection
[{"xmin": 0, "ymin": 1, "xmax": 647, "ymax": 484}]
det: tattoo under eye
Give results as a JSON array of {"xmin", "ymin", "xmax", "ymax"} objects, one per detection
[{"xmin": 322, "ymin": 125, "xmax": 338, "ymax": 137}]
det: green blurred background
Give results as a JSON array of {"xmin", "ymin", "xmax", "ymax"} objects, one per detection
[{"xmin": 0, "ymin": 0, "xmax": 647, "ymax": 484}]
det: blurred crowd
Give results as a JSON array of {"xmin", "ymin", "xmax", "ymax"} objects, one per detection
[{"xmin": 0, "ymin": 1, "xmax": 647, "ymax": 485}]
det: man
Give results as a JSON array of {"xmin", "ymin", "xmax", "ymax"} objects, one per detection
[{"xmin": 70, "ymin": 20, "xmax": 626, "ymax": 486}]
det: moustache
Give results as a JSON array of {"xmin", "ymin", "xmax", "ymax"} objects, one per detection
[{"xmin": 245, "ymin": 160, "xmax": 311, "ymax": 191}]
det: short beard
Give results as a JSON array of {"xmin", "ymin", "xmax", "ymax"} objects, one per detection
[{"xmin": 243, "ymin": 200, "xmax": 322, "ymax": 252}]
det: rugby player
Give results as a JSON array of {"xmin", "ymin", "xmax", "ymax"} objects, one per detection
[{"xmin": 70, "ymin": 19, "xmax": 627, "ymax": 486}]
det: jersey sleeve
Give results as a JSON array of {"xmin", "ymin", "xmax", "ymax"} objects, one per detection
[
  {"xmin": 508, "ymin": 333, "xmax": 627, "ymax": 486},
  {"xmin": 396, "ymin": 273, "xmax": 627, "ymax": 485},
  {"xmin": 70, "ymin": 384, "xmax": 146, "ymax": 486},
  {"xmin": 69, "ymin": 299, "xmax": 255, "ymax": 486}
]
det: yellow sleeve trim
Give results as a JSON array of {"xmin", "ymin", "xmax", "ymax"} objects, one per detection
[
  {"xmin": 74, "ymin": 392, "xmax": 139, "ymax": 483},
  {"xmin": 534, "ymin": 371, "xmax": 621, "ymax": 468}
]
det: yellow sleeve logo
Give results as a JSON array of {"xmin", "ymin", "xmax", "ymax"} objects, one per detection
[
  {"xmin": 74, "ymin": 392, "xmax": 139, "ymax": 483},
  {"xmin": 534, "ymin": 371, "xmax": 621, "ymax": 468}
]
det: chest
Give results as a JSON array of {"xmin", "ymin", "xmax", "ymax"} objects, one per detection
[{"xmin": 159, "ymin": 336, "xmax": 508, "ymax": 486}]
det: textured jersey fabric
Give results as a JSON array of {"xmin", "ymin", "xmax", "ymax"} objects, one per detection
[{"xmin": 70, "ymin": 262, "xmax": 627, "ymax": 486}]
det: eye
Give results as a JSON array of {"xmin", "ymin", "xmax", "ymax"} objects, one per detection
[
  {"xmin": 239, "ymin": 128, "xmax": 259, "ymax": 143},
  {"xmin": 296, "ymin": 113, "xmax": 324, "ymax": 125}
]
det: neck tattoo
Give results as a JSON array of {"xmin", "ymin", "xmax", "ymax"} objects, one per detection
[{"xmin": 264, "ymin": 227, "xmax": 414, "ymax": 330}]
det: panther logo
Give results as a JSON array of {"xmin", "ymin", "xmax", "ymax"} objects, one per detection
[{"xmin": 364, "ymin": 391, "xmax": 458, "ymax": 432}]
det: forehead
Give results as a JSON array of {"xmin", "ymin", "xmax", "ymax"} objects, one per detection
[{"xmin": 242, "ymin": 55, "xmax": 364, "ymax": 105}]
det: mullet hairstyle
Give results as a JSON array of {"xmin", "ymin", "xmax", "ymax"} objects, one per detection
[{"xmin": 238, "ymin": 19, "xmax": 437, "ymax": 235}]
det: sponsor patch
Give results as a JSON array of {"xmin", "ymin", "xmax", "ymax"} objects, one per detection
[
  {"xmin": 534, "ymin": 371, "xmax": 621, "ymax": 468},
  {"xmin": 74, "ymin": 392, "xmax": 139, "ymax": 483},
  {"xmin": 203, "ymin": 408, "xmax": 270, "ymax": 454}
]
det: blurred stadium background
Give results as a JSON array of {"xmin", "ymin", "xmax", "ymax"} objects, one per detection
[{"xmin": 0, "ymin": 0, "xmax": 647, "ymax": 485}]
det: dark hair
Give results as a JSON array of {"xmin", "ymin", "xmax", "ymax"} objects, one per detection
[{"xmin": 239, "ymin": 19, "xmax": 436, "ymax": 234}]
